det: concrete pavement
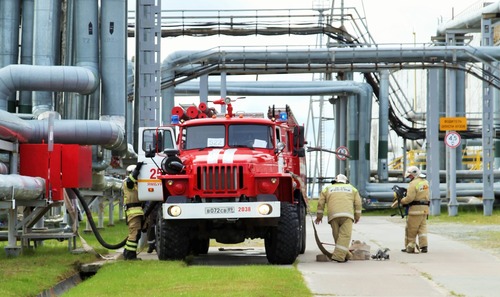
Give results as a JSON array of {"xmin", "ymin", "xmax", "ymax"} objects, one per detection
[{"xmin": 298, "ymin": 216, "xmax": 500, "ymax": 297}]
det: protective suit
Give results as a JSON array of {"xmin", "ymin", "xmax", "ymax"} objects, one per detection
[
  {"xmin": 123, "ymin": 163, "xmax": 144, "ymax": 260},
  {"xmin": 401, "ymin": 166, "xmax": 430, "ymax": 253},
  {"xmin": 315, "ymin": 174, "xmax": 362, "ymax": 262}
]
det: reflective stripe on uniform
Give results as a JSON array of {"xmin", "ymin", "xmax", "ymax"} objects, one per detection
[
  {"xmin": 336, "ymin": 244, "xmax": 349, "ymax": 252},
  {"xmin": 128, "ymin": 173, "xmax": 137, "ymax": 183},
  {"xmin": 332, "ymin": 212, "xmax": 354, "ymax": 220},
  {"xmin": 126, "ymin": 207, "xmax": 144, "ymax": 216},
  {"xmin": 408, "ymin": 210, "xmax": 427, "ymax": 215},
  {"xmin": 125, "ymin": 240, "xmax": 138, "ymax": 251}
]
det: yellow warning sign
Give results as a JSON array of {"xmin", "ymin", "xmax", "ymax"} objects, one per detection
[{"xmin": 439, "ymin": 117, "xmax": 467, "ymax": 131}]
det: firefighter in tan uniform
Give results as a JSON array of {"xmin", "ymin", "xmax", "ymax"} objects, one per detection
[
  {"xmin": 401, "ymin": 166, "xmax": 430, "ymax": 253},
  {"xmin": 315, "ymin": 174, "xmax": 362, "ymax": 262},
  {"xmin": 123, "ymin": 162, "xmax": 144, "ymax": 260}
]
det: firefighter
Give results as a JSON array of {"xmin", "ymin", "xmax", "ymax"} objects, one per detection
[
  {"xmin": 401, "ymin": 166, "xmax": 430, "ymax": 253},
  {"xmin": 146, "ymin": 202, "xmax": 159, "ymax": 253},
  {"xmin": 123, "ymin": 162, "xmax": 144, "ymax": 260},
  {"xmin": 315, "ymin": 174, "xmax": 362, "ymax": 262}
]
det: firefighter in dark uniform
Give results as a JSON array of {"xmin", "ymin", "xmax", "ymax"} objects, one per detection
[
  {"xmin": 401, "ymin": 166, "xmax": 430, "ymax": 253},
  {"xmin": 123, "ymin": 162, "xmax": 144, "ymax": 260},
  {"xmin": 315, "ymin": 174, "xmax": 362, "ymax": 262}
]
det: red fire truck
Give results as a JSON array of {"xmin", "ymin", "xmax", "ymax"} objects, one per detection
[{"xmin": 137, "ymin": 98, "xmax": 307, "ymax": 264}]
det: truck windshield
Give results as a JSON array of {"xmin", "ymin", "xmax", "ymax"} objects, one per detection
[
  {"xmin": 228, "ymin": 124, "xmax": 274, "ymax": 149},
  {"xmin": 184, "ymin": 125, "xmax": 225, "ymax": 149}
]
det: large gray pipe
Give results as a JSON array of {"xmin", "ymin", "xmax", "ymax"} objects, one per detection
[
  {"xmin": 0, "ymin": 0, "xmax": 21, "ymax": 112},
  {"xmin": 0, "ymin": 109, "xmax": 124, "ymax": 150},
  {"xmin": 32, "ymin": 0, "xmax": 62, "ymax": 118},
  {"xmin": 163, "ymin": 47, "xmax": 500, "ymax": 70},
  {"xmin": 19, "ymin": 0, "xmax": 35, "ymax": 114},
  {"xmin": 0, "ymin": 175, "xmax": 45, "ymax": 201},
  {"xmin": 437, "ymin": 1, "xmax": 500, "ymax": 35},
  {"xmin": 0, "ymin": 65, "xmax": 97, "ymax": 101}
]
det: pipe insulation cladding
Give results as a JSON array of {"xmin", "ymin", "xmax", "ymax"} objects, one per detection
[
  {"xmin": 0, "ymin": 175, "xmax": 45, "ymax": 201},
  {"xmin": 0, "ymin": 109, "xmax": 125, "ymax": 152},
  {"xmin": 0, "ymin": 64, "xmax": 98, "ymax": 111}
]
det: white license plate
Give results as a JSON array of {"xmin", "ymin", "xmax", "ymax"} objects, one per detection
[{"xmin": 205, "ymin": 206, "xmax": 235, "ymax": 214}]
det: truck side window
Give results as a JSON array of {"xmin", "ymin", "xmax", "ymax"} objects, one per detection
[{"xmin": 142, "ymin": 129, "xmax": 175, "ymax": 153}]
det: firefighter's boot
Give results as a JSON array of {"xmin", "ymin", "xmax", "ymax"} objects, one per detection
[
  {"xmin": 123, "ymin": 249, "xmax": 141, "ymax": 260},
  {"xmin": 147, "ymin": 242, "xmax": 156, "ymax": 254}
]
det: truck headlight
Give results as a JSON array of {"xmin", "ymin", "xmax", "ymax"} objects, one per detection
[
  {"xmin": 167, "ymin": 205, "xmax": 182, "ymax": 217},
  {"xmin": 257, "ymin": 203, "xmax": 272, "ymax": 215}
]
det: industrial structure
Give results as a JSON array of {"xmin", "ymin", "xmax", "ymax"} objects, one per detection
[{"xmin": 1, "ymin": 0, "xmax": 499, "ymax": 257}]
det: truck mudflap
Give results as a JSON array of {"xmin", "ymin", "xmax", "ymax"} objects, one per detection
[{"xmin": 162, "ymin": 201, "xmax": 281, "ymax": 219}]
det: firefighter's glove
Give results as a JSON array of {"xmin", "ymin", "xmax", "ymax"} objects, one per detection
[
  {"xmin": 125, "ymin": 177, "xmax": 135, "ymax": 189},
  {"xmin": 131, "ymin": 162, "xmax": 144, "ymax": 180},
  {"xmin": 315, "ymin": 213, "xmax": 323, "ymax": 224}
]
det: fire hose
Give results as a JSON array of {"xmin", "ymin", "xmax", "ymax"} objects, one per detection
[
  {"xmin": 309, "ymin": 214, "xmax": 333, "ymax": 259},
  {"xmin": 71, "ymin": 188, "xmax": 158, "ymax": 250}
]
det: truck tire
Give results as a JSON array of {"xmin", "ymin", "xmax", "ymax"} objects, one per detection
[
  {"xmin": 264, "ymin": 202, "xmax": 300, "ymax": 264},
  {"xmin": 156, "ymin": 209, "xmax": 190, "ymax": 260},
  {"xmin": 298, "ymin": 200, "xmax": 307, "ymax": 254}
]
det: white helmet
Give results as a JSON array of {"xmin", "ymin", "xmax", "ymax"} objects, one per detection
[
  {"xmin": 405, "ymin": 166, "xmax": 421, "ymax": 178},
  {"xmin": 126, "ymin": 165, "xmax": 136, "ymax": 174},
  {"xmin": 336, "ymin": 174, "xmax": 348, "ymax": 184}
]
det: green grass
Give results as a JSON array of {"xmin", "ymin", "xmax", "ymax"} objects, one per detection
[
  {"xmin": 0, "ymin": 245, "xmax": 99, "ymax": 297},
  {"xmin": 64, "ymin": 261, "xmax": 310, "ymax": 297},
  {"xmin": 428, "ymin": 207, "xmax": 500, "ymax": 225},
  {"xmin": 1, "ymin": 210, "xmax": 311, "ymax": 297}
]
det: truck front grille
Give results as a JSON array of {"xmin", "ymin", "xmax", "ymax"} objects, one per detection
[{"xmin": 197, "ymin": 165, "xmax": 243, "ymax": 191}]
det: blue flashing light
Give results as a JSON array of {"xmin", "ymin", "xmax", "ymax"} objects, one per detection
[
  {"xmin": 279, "ymin": 112, "xmax": 288, "ymax": 121},
  {"xmin": 171, "ymin": 115, "xmax": 180, "ymax": 124}
]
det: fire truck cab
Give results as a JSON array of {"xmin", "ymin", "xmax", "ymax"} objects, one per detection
[{"xmin": 137, "ymin": 100, "xmax": 307, "ymax": 264}]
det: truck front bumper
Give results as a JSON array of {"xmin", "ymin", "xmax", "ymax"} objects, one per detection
[{"xmin": 162, "ymin": 201, "xmax": 281, "ymax": 220}]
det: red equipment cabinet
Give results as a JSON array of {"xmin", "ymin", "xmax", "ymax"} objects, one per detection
[{"xmin": 19, "ymin": 144, "xmax": 92, "ymax": 200}]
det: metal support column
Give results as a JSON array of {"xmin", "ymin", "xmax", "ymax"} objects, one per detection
[
  {"xmin": 377, "ymin": 70, "xmax": 389, "ymax": 182},
  {"xmin": 481, "ymin": 17, "xmax": 495, "ymax": 216},
  {"xmin": 135, "ymin": 0, "xmax": 161, "ymax": 141},
  {"xmin": 445, "ymin": 33, "xmax": 458, "ymax": 216},
  {"xmin": 427, "ymin": 69, "xmax": 441, "ymax": 216}
]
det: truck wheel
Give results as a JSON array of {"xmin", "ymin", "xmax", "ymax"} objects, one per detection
[
  {"xmin": 265, "ymin": 202, "xmax": 300, "ymax": 264},
  {"xmin": 298, "ymin": 200, "xmax": 307, "ymax": 254},
  {"xmin": 156, "ymin": 209, "xmax": 190, "ymax": 260}
]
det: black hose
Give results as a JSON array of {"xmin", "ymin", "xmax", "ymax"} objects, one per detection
[{"xmin": 72, "ymin": 188, "xmax": 127, "ymax": 250}]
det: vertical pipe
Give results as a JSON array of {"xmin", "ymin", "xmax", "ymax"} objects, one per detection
[
  {"xmin": 446, "ymin": 60, "xmax": 458, "ymax": 217},
  {"xmin": 0, "ymin": 0, "xmax": 21, "ymax": 112},
  {"xmin": 32, "ymin": 0, "xmax": 61, "ymax": 118},
  {"xmin": 220, "ymin": 71, "xmax": 227, "ymax": 114},
  {"xmin": 455, "ymin": 63, "xmax": 466, "ymax": 170},
  {"xmin": 75, "ymin": 0, "xmax": 99, "ymax": 120},
  {"xmin": 101, "ymin": 0, "xmax": 126, "ymax": 122},
  {"xmin": 19, "ymin": 0, "xmax": 35, "ymax": 114},
  {"xmin": 377, "ymin": 70, "xmax": 389, "ymax": 182},
  {"xmin": 427, "ymin": 69, "xmax": 442, "ymax": 216},
  {"xmin": 347, "ymin": 91, "xmax": 358, "ymax": 186},
  {"xmin": 338, "ymin": 96, "xmax": 347, "ymax": 175},
  {"xmin": 481, "ymin": 17, "xmax": 495, "ymax": 216},
  {"xmin": 200, "ymin": 74, "xmax": 209, "ymax": 105}
]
